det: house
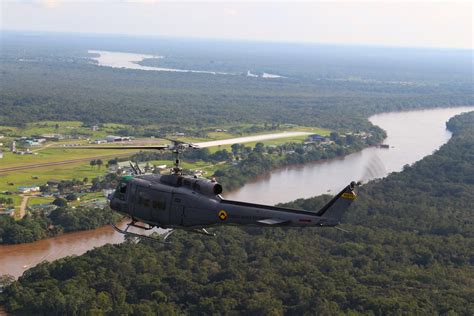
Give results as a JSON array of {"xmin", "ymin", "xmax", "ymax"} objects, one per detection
[{"xmin": 92, "ymin": 125, "xmax": 99, "ymax": 131}]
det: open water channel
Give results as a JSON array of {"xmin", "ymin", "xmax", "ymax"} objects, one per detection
[{"xmin": 0, "ymin": 106, "xmax": 473, "ymax": 279}]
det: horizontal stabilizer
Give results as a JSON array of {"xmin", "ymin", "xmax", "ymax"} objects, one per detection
[{"xmin": 257, "ymin": 218, "xmax": 290, "ymax": 225}]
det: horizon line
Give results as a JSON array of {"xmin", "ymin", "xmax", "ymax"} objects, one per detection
[{"xmin": 1, "ymin": 29, "xmax": 472, "ymax": 52}]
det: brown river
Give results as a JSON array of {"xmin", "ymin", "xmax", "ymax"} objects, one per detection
[{"xmin": 1, "ymin": 106, "xmax": 473, "ymax": 280}]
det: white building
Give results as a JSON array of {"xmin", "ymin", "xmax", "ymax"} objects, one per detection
[{"xmin": 106, "ymin": 135, "xmax": 131, "ymax": 142}]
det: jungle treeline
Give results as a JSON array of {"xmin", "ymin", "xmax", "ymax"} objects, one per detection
[
  {"xmin": 1, "ymin": 32, "xmax": 472, "ymax": 132},
  {"xmin": 1, "ymin": 112, "xmax": 472, "ymax": 315}
]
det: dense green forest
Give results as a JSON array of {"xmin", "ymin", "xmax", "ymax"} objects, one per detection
[
  {"xmin": 1, "ymin": 112, "xmax": 472, "ymax": 315},
  {"xmin": 1, "ymin": 32, "xmax": 472, "ymax": 131}
]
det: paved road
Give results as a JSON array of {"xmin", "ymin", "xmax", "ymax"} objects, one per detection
[{"xmin": 195, "ymin": 132, "xmax": 311, "ymax": 148}]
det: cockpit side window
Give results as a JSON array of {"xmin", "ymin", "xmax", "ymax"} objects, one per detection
[{"xmin": 116, "ymin": 182, "xmax": 128, "ymax": 201}]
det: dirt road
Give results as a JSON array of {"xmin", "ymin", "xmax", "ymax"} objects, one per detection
[{"xmin": 17, "ymin": 195, "xmax": 30, "ymax": 219}]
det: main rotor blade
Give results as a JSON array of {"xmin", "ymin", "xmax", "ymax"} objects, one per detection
[
  {"xmin": 160, "ymin": 137, "xmax": 200, "ymax": 149},
  {"xmin": 55, "ymin": 145, "xmax": 170, "ymax": 150}
]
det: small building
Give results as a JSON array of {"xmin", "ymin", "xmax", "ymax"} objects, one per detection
[
  {"xmin": 18, "ymin": 186, "xmax": 41, "ymax": 194},
  {"xmin": 91, "ymin": 139, "xmax": 106, "ymax": 144},
  {"xmin": 0, "ymin": 151, "xmax": 3, "ymax": 159},
  {"xmin": 106, "ymin": 135, "xmax": 131, "ymax": 143},
  {"xmin": 41, "ymin": 134, "xmax": 64, "ymax": 141},
  {"xmin": 307, "ymin": 134, "xmax": 327, "ymax": 142},
  {"xmin": 92, "ymin": 125, "xmax": 99, "ymax": 132},
  {"xmin": 25, "ymin": 140, "xmax": 41, "ymax": 146},
  {"xmin": 47, "ymin": 179, "xmax": 61, "ymax": 188},
  {"xmin": 0, "ymin": 208, "xmax": 15, "ymax": 217}
]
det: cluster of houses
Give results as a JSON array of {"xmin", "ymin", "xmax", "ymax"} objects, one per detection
[{"xmin": 305, "ymin": 132, "xmax": 371, "ymax": 144}]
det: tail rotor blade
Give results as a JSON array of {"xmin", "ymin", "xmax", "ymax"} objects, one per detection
[{"xmin": 359, "ymin": 154, "xmax": 387, "ymax": 184}]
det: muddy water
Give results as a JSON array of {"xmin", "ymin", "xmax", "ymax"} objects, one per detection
[
  {"xmin": 0, "ymin": 222, "xmax": 166, "ymax": 279},
  {"xmin": 1, "ymin": 106, "xmax": 472, "ymax": 280}
]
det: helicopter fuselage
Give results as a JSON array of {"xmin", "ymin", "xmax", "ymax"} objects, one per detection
[{"xmin": 109, "ymin": 173, "xmax": 356, "ymax": 230}]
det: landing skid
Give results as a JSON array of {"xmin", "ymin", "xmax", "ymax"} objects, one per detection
[
  {"xmin": 111, "ymin": 220, "xmax": 170, "ymax": 244},
  {"xmin": 111, "ymin": 219, "xmax": 216, "ymax": 243}
]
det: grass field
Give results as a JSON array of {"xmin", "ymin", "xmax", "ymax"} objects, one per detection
[
  {"xmin": 0, "ymin": 148, "xmax": 140, "ymax": 169},
  {"xmin": 27, "ymin": 196, "xmax": 55, "ymax": 206}
]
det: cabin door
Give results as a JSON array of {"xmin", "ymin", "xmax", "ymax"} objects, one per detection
[{"xmin": 169, "ymin": 194, "xmax": 185, "ymax": 226}]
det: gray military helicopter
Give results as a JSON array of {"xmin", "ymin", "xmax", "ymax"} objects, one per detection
[{"xmin": 75, "ymin": 140, "xmax": 359, "ymax": 242}]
